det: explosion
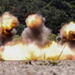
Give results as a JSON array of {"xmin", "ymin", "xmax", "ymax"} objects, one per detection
[
  {"xmin": 22, "ymin": 14, "xmax": 52, "ymax": 46},
  {"xmin": 25, "ymin": 14, "xmax": 45, "ymax": 28},
  {"xmin": 56, "ymin": 21, "xmax": 75, "ymax": 59},
  {"xmin": 57, "ymin": 21, "xmax": 75, "ymax": 44},
  {"xmin": 0, "ymin": 13, "xmax": 75, "ymax": 60},
  {"xmin": 1, "ymin": 12, "xmax": 19, "ymax": 30},
  {"xmin": 0, "ymin": 12, "xmax": 19, "ymax": 45}
]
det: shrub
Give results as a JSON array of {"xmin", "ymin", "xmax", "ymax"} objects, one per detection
[
  {"xmin": 48, "ymin": 34, "xmax": 57, "ymax": 41},
  {"xmin": 16, "ymin": 24, "xmax": 26, "ymax": 35}
]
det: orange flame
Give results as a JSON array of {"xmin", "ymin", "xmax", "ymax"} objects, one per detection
[
  {"xmin": 1, "ymin": 42, "xmax": 43, "ymax": 60},
  {"xmin": 26, "ymin": 14, "xmax": 43, "ymax": 28},
  {"xmin": 60, "ymin": 21, "xmax": 75, "ymax": 40},
  {"xmin": 0, "ymin": 12, "xmax": 19, "ymax": 35},
  {"xmin": 1, "ymin": 40, "xmax": 75, "ymax": 60}
]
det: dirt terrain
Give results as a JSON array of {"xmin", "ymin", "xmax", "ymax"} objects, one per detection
[{"xmin": 0, "ymin": 60, "xmax": 75, "ymax": 75}]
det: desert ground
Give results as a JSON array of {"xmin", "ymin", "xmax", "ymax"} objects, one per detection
[{"xmin": 0, "ymin": 60, "xmax": 75, "ymax": 75}]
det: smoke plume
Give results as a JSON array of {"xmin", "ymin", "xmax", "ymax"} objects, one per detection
[{"xmin": 22, "ymin": 14, "xmax": 52, "ymax": 46}]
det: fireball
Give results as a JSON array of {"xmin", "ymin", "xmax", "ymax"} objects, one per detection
[
  {"xmin": 1, "ymin": 40, "xmax": 75, "ymax": 60},
  {"xmin": 26, "ymin": 14, "xmax": 44, "ymax": 28},
  {"xmin": 2, "ymin": 43, "xmax": 44, "ymax": 60},
  {"xmin": 1, "ymin": 12, "xmax": 19, "ymax": 30},
  {"xmin": 2, "ymin": 43, "xmax": 29, "ymax": 60},
  {"xmin": 60, "ymin": 21, "xmax": 75, "ymax": 40}
]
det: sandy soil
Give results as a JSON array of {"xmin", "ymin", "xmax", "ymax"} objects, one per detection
[{"xmin": 0, "ymin": 60, "xmax": 75, "ymax": 75}]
